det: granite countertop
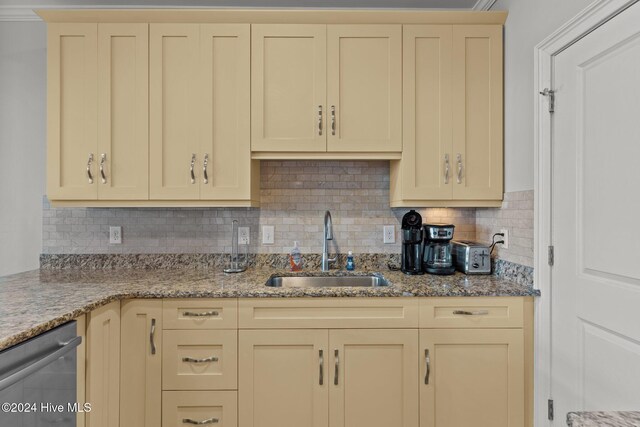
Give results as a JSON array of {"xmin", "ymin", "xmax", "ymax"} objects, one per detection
[
  {"xmin": 0, "ymin": 266, "xmax": 539, "ymax": 352},
  {"xmin": 567, "ymin": 411, "xmax": 640, "ymax": 426}
]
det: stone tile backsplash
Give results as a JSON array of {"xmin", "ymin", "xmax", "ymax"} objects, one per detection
[
  {"xmin": 476, "ymin": 190, "xmax": 534, "ymax": 267},
  {"xmin": 42, "ymin": 161, "xmax": 477, "ymax": 255}
]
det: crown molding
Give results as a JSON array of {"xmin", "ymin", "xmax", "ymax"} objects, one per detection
[
  {"xmin": 472, "ymin": 0, "xmax": 497, "ymax": 11},
  {"xmin": 0, "ymin": 6, "xmax": 41, "ymax": 22}
]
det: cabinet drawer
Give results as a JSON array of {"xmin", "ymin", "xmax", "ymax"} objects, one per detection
[
  {"xmin": 163, "ymin": 299, "xmax": 237, "ymax": 329},
  {"xmin": 162, "ymin": 391, "xmax": 237, "ymax": 427},
  {"xmin": 420, "ymin": 297, "xmax": 523, "ymax": 328},
  {"xmin": 239, "ymin": 298, "xmax": 419, "ymax": 329},
  {"xmin": 162, "ymin": 330, "xmax": 237, "ymax": 390}
]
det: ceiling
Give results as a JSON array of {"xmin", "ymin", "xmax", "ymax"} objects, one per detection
[{"xmin": 0, "ymin": 0, "xmax": 484, "ymax": 9}]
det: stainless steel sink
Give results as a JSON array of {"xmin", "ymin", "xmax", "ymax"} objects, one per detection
[{"xmin": 265, "ymin": 275, "xmax": 390, "ymax": 288}]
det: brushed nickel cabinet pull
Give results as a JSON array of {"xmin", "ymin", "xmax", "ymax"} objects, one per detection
[
  {"xmin": 425, "ymin": 349, "xmax": 430, "ymax": 385},
  {"xmin": 331, "ymin": 106, "xmax": 336, "ymax": 136},
  {"xmin": 318, "ymin": 105, "xmax": 323, "ymax": 136},
  {"xmin": 334, "ymin": 349, "xmax": 339, "ymax": 385},
  {"xmin": 86, "ymin": 154, "xmax": 94, "ymax": 184},
  {"xmin": 456, "ymin": 153, "xmax": 463, "ymax": 184},
  {"xmin": 190, "ymin": 154, "xmax": 196, "ymax": 184},
  {"xmin": 319, "ymin": 349, "xmax": 324, "ymax": 385},
  {"xmin": 453, "ymin": 310, "xmax": 489, "ymax": 316},
  {"xmin": 183, "ymin": 310, "xmax": 219, "ymax": 317},
  {"xmin": 444, "ymin": 154, "xmax": 450, "ymax": 184},
  {"xmin": 99, "ymin": 153, "xmax": 107, "ymax": 184},
  {"xmin": 203, "ymin": 154, "xmax": 209, "ymax": 185},
  {"xmin": 182, "ymin": 417, "xmax": 219, "ymax": 425},
  {"xmin": 182, "ymin": 356, "xmax": 219, "ymax": 363},
  {"xmin": 150, "ymin": 318, "xmax": 156, "ymax": 355}
]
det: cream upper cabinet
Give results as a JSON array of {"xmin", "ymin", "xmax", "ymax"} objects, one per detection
[
  {"xmin": 451, "ymin": 25, "xmax": 503, "ymax": 200},
  {"xmin": 420, "ymin": 329, "xmax": 524, "ymax": 427},
  {"xmin": 120, "ymin": 300, "xmax": 162, "ymax": 427},
  {"xmin": 327, "ymin": 25, "xmax": 402, "ymax": 153},
  {"xmin": 47, "ymin": 23, "xmax": 97, "ymax": 200},
  {"xmin": 329, "ymin": 329, "xmax": 419, "ymax": 427},
  {"xmin": 98, "ymin": 24, "xmax": 149, "ymax": 200},
  {"xmin": 251, "ymin": 25, "xmax": 327, "ymax": 152},
  {"xmin": 200, "ymin": 24, "xmax": 257, "ymax": 201},
  {"xmin": 150, "ymin": 24, "xmax": 200, "ymax": 200},
  {"xmin": 150, "ymin": 23, "xmax": 258, "ymax": 203},
  {"xmin": 238, "ymin": 329, "xmax": 329, "ymax": 427},
  {"xmin": 251, "ymin": 24, "xmax": 402, "ymax": 154},
  {"xmin": 391, "ymin": 24, "xmax": 503, "ymax": 207},
  {"xmin": 86, "ymin": 301, "xmax": 120, "ymax": 427},
  {"xmin": 394, "ymin": 25, "xmax": 453, "ymax": 201}
]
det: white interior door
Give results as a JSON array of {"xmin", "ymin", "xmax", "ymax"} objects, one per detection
[{"xmin": 551, "ymin": 3, "xmax": 640, "ymax": 424}]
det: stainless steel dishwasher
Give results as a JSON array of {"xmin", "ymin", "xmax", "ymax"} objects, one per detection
[{"xmin": 0, "ymin": 321, "xmax": 81, "ymax": 427}]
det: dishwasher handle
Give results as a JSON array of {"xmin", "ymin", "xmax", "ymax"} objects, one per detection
[{"xmin": 0, "ymin": 336, "xmax": 82, "ymax": 392}]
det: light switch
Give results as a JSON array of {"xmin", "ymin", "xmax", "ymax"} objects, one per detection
[{"xmin": 262, "ymin": 226, "xmax": 275, "ymax": 245}]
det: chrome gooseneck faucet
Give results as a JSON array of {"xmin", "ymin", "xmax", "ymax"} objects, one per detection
[{"xmin": 322, "ymin": 210, "xmax": 337, "ymax": 271}]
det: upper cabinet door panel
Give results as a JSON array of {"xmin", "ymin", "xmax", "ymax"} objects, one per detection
[
  {"xmin": 47, "ymin": 23, "xmax": 98, "ymax": 200},
  {"xmin": 97, "ymin": 24, "xmax": 149, "ymax": 200},
  {"xmin": 452, "ymin": 25, "xmax": 503, "ymax": 200},
  {"xmin": 327, "ymin": 25, "xmax": 402, "ymax": 152},
  {"xmin": 402, "ymin": 25, "xmax": 453, "ymax": 200},
  {"xmin": 251, "ymin": 24, "xmax": 327, "ymax": 152},
  {"xmin": 150, "ymin": 24, "xmax": 200, "ymax": 200},
  {"xmin": 200, "ymin": 24, "xmax": 252, "ymax": 200}
]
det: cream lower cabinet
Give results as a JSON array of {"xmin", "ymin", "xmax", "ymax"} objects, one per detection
[
  {"xmin": 86, "ymin": 301, "xmax": 120, "ymax": 427},
  {"xmin": 238, "ymin": 328, "xmax": 418, "ymax": 427},
  {"xmin": 419, "ymin": 329, "xmax": 524, "ymax": 427},
  {"xmin": 391, "ymin": 24, "xmax": 503, "ymax": 207},
  {"xmin": 120, "ymin": 300, "xmax": 162, "ymax": 427}
]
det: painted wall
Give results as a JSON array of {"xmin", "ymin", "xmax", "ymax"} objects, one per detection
[
  {"xmin": 0, "ymin": 22, "xmax": 46, "ymax": 276},
  {"xmin": 492, "ymin": 0, "xmax": 593, "ymax": 191}
]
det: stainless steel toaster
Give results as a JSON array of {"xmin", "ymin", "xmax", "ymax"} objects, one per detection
[{"xmin": 451, "ymin": 240, "xmax": 491, "ymax": 274}]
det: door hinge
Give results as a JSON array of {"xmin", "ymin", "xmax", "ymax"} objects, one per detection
[
  {"xmin": 548, "ymin": 246, "xmax": 554, "ymax": 266},
  {"xmin": 540, "ymin": 88, "xmax": 555, "ymax": 113},
  {"xmin": 548, "ymin": 399, "xmax": 554, "ymax": 421}
]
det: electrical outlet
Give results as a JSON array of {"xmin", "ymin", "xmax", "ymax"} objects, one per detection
[
  {"xmin": 262, "ymin": 226, "xmax": 275, "ymax": 245},
  {"xmin": 109, "ymin": 226, "xmax": 122, "ymax": 244},
  {"xmin": 500, "ymin": 228, "xmax": 509, "ymax": 249},
  {"xmin": 383, "ymin": 225, "xmax": 395, "ymax": 244},
  {"xmin": 238, "ymin": 227, "xmax": 250, "ymax": 245}
]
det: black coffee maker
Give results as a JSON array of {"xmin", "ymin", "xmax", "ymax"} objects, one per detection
[{"xmin": 401, "ymin": 210, "xmax": 424, "ymax": 275}]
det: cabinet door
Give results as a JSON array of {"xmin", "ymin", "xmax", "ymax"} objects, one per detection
[
  {"xmin": 47, "ymin": 23, "xmax": 97, "ymax": 200},
  {"xmin": 97, "ymin": 24, "xmax": 149, "ymax": 200},
  {"xmin": 251, "ymin": 24, "xmax": 327, "ymax": 152},
  {"xmin": 452, "ymin": 25, "xmax": 503, "ymax": 200},
  {"xmin": 150, "ymin": 24, "xmax": 200, "ymax": 199},
  {"xmin": 400, "ymin": 25, "xmax": 453, "ymax": 200},
  {"xmin": 329, "ymin": 329, "xmax": 419, "ymax": 427},
  {"xmin": 86, "ymin": 301, "xmax": 120, "ymax": 427},
  {"xmin": 200, "ymin": 24, "xmax": 255, "ymax": 200},
  {"xmin": 327, "ymin": 25, "xmax": 402, "ymax": 152},
  {"xmin": 420, "ymin": 329, "xmax": 524, "ymax": 427},
  {"xmin": 238, "ymin": 330, "xmax": 328, "ymax": 427},
  {"xmin": 120, "ymin": 300, "xmax": 162, "ymax": 427}
]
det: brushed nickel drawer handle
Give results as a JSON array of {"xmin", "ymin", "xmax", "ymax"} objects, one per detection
[
  {"xmin": 319, "ymin": 349, "xmax": 324, "ymax": 385},
  {"xmin": 334, "ymin": 349, "xmax": 339, "ymax": 385},
  {"xmin": 318, "ymin": 105, "xmax": 323, "ymax": 136},
  {"xmin": 453, "ymin": 310, "xmax": 489, "ymax": 316},
  {"xmin": 331, "ymin": 105, "xmax": 336, "ymax": 136},
  {"xmin": 444, "ymin": 154, "xmax": 450, "ymax": 184},
  {"xmin": 456, "ymin": 153, "xmax": 463, "ymax": 184},
  {"xmin": 190, "ymin": 153, "xmax": 196, "ymax": 184},
  {"xmin": 425, "ymin": 349, "xmax": 430, "ymax": 385},
  {"xmin": 182, "ymin": 356, "xmax": 219, "ymax": 363},
  {"xmin": 86, "ymin": 154, "xmax": 94, "ymax": 184},
  {"xmin": 183, "ymin": 310, "xmax": 219, "ymax": 317},
  {"xmin": 182, "ymin": 417, "xmax": 219, "ymax": 425},
  {"xmin": 150, "ymin": 318, "xmax": 156, "ymax": 355}
]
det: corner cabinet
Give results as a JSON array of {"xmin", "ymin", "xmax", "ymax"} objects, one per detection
[
  {"xmin": 251, "ymin": 24, "xmax": 402, "ymax": 157},
  {"xmin": 391, "ymin": 24, "xmax": 504, "ymax": 207}
]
